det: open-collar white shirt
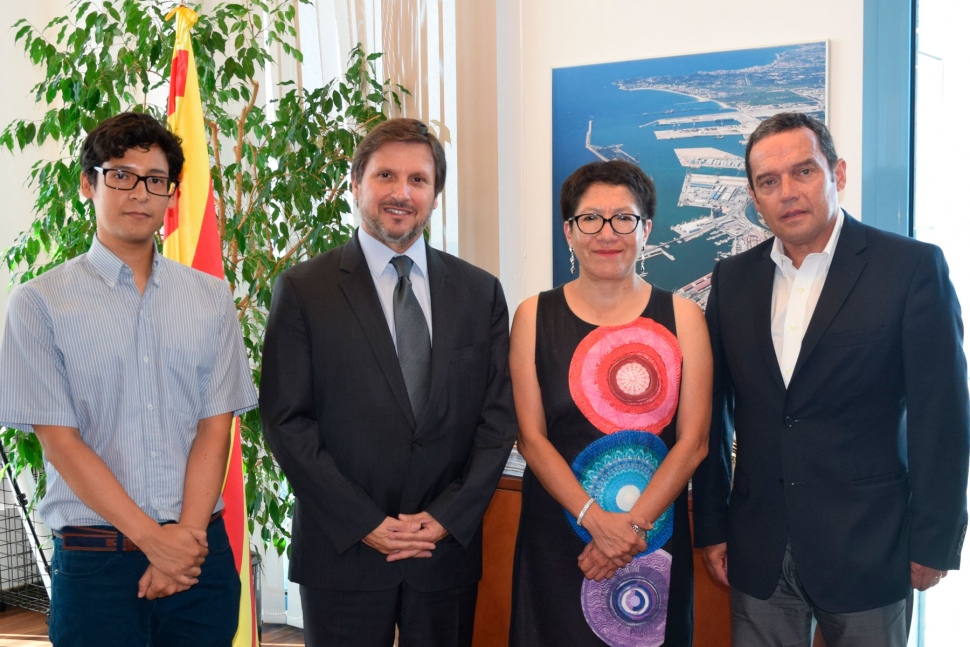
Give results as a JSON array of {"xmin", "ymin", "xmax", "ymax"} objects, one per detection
[{"xmin": 769, "ymin": 209, "xmax": 845, "ymax": 387}]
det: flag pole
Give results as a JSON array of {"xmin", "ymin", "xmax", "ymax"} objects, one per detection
[{"xmin": 164, "ymin": 6, "xmax": 259, "ymax": 646}]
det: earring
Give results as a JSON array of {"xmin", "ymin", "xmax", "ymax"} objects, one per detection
[
  {"xmin": 569, "ymin": 247, "xmax": 576, "ymax": 275},
  {"xmin": 638, "ymin": 245, "xmax": 647, "ymax": 275}
]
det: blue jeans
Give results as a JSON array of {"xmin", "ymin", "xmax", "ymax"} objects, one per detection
[{"xmin": 49, "ymin": 517, "xmax": 240, "ymax": 647}]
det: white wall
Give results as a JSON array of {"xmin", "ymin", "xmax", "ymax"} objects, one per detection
[
  {"xmin": 0, "ymin": 2, "xmax": 60, "ymax": 323},
  {"xmin": 496, "ymin": 0, "xmax": 865, "ymax": 307}
]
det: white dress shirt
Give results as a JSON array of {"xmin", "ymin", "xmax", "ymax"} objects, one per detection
[
  {"xmin": 770, "ymin": 210, "xmax": 845, "ymax": 387},
  {"xmin": 358, "ymin": 226, "xmax": 433, "ymax": 348}
]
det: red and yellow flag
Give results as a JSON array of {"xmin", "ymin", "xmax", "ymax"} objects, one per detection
[{"xmin": 164, "ymin": 6, "xmax": 258, "ymax": 646}]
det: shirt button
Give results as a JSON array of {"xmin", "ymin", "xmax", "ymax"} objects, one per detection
[
  {"xmin": 143, "ymin": 356, "xmax": 149, "ymax": 363},
  {"xmin": 147, "ymin": 403, "xmax": 154, "ymax": 411},
  {"xmin": 150, "ymin": 451, "xmax": 157, "ymax": 458}
]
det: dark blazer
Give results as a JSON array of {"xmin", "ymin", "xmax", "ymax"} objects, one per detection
[
  {"xmin": 260, "ymin": 231, "xmax": 517, "ymax": 592},
  {"xmin": 692, "ymin": 214, "xmax": 969, "ymax": 613}
]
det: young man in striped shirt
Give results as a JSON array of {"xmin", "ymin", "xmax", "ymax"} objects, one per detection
[{"xmin": 0, "ymin": 112, "xmax": 257, "ymax": 646}]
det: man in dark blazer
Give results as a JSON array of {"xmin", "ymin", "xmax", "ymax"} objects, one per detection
[
  {"xmin": 259, "ymin": 118, "xmax": 517, "ymax": 646},
  {"xmin": 692, "ymin": 112, "xmax": 969, "ymax": 646}
]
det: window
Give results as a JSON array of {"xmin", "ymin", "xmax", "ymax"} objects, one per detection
[{"xmin": 913, "ymin": 1, "xmax": 970, "ymax": 644}]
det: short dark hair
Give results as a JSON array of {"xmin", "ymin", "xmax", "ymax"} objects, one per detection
[
  {"xmin": 559, "ymin": 160, "xmax": 657, "ymax": 222},
  {"xmin": 745, "ymin": 112, "xmax": 838, "ymax": 188},
  {"xmin": 351, "ymin": 118, "xmax": 446, "ymax": 195},
  {"xmin": 80, "ymin": 112, "xmax": 184, "ymax": 183}
]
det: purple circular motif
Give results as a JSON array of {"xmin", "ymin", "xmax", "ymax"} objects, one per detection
[{"xmin": 581, "ymin": 550, "xmax": 672, "ymax": 647}]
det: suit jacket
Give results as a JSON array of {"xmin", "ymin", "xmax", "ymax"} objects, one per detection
[
  {"xmin": 259, "ymin": 231, "xmax": 517, "ymax": 592},
  {"xmin": 692, "ymin": 214, "xmax": 970, "ymax": 612}
]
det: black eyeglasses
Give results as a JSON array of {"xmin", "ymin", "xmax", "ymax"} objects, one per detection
[
  {"xmin": 569, "ymin": 213, "xmax": 642, "ymax": 235},
  {"xmin": 93, "ymin": 166, "xmax": 179, "ymax": 197}
]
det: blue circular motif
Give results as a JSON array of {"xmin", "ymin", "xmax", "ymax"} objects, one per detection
[
  {"xmin": 613, "ymin": 577, "xmax": 658, "ymax": 623},
  {"xmin": 565, "ymin": 430, "xmax": 673, "ymax": 555}
]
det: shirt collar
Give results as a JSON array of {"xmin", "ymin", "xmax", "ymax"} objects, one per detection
[
  {"xmin": 358, "ymin": 226, "xmax": 428, "ymax": 280},
  {"xmin": 87, "ymin": 235, "xmax": 163, "ymax": 288},
  {"xmin": 770, "ymin": 208, "xmax": 845, "ymax": 272}
]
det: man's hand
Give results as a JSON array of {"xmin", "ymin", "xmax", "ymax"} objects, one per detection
[
  {"xmin": 137, "ymin": 564, "xmax": 189, "ymax": 600},
  {"xmin": 385, "ymin": 512, "xmax": 450, "ymax": 562},
  {"xmin": 395, "ymin": 512, "xmax": 448, "ymax": 542},
  {"xmin": 703, "ymin": 543, "xmax": 729, "ymax": 588},
  {"xmin": 138, "ymin": 523, "xmax": 208, "ymax": 586},
  {"xmin": 911, "ymin": 561, "xmax": 947, "ymax": 591},
  {"xmin": 578, "ymin": 543, "xmax": 620, "ymax": 582},
  {"xmin": 363, "ymin": 516, "xmax": 437, "ymax": 562}
]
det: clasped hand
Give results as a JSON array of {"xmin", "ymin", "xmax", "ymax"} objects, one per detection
[
  {"xmin": 578, "ymin": 507, "xmax": 649, "ymax": 581},
  {"xmin": 137, "ymin": 523, "xmax": 209, "ymax": 600},
  {"xmin": 363, "ymin": 511, "xmax": 448, "ymax": 562}
]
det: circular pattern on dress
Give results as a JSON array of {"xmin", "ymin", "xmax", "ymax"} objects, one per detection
[
  {"xmin": 581, "ymin": 549, "xmax": 672, "ymax": 646},
  {"xmin": 565, "ymin": 431, "xmax": 673, "ymax": 554},
  {"xmin": 569, "ymin": 317, "xmax": 682, "ymax": 434}
]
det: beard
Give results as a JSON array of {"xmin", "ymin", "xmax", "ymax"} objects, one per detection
[{"xmin": 360, "ymin": 201, "xmax": 430, "ymax": 250}]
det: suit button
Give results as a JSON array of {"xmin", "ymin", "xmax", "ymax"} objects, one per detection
[
  {"xmin": 784, "ymin": 416, "xmax": 795, "ymax": 428},
  {"xmin": 411, "ymin": 442, "xmax": 421, "ymax": 453}
]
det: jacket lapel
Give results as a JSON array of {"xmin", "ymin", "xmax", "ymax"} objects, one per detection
[
  {"xmin": 791, "ymin": 214, "xmax": 868, "ymax": 381},
  {"xmin": 339, "ymin": 233, "xmax": 417, "ymax": 428},
  {"xmin": 753, "ymin": 244, "xmax": 787, "ymax": 392}
]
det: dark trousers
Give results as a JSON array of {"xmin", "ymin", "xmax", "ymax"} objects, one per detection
[
  {"xmin": 730, "ymin": 542, "xmax": 909, "ymax": 647},
  {"xmin": 300, "ymin": 581, "xmax": 479, "ymax": 647},
  {"xmin": 49, "ymin": 517, "xmax": 240, "ymax": 647}
]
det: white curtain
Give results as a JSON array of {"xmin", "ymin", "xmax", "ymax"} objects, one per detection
[{"xmin": 293, "ymin": 0, "xmax": 459, "ymax": 253}]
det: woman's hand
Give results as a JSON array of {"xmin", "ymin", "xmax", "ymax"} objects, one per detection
[
  {"xmin": 578, "ymin": 542, "xmax": 621, "ymax": 581},
  {"xmin": 581, "ymin": 504, "xmax": 649, "ymax": 567}
]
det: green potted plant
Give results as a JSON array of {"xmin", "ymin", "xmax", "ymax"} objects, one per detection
[{"xmin": 0, "ymin": 0, "xmax": 406, "ymax": 555}]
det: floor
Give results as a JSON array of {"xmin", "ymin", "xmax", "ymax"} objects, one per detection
[{"xmin": 0, "ymin": 605, "xmax": 306, "ymax": 646}]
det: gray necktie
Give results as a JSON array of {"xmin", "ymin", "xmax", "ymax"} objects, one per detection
[{"xmin": 390, "ymin": 255, "xmax": 431, "ymax": 419}]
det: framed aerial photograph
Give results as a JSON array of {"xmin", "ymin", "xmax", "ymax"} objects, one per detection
[{"xmin": 551, "ymin": 42, "xmax": 828, "ymax": 308}]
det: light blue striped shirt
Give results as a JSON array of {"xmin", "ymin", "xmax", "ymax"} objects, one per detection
[{"xmin": 0, "ymin": 236, "xmax": 258, "ymax": 529}]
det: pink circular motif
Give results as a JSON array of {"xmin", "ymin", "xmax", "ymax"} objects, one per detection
[
  {"xmin": 569, "ymin": 318, "xmax": 682, "ymax": 434},
  {"xmin": 611, "ymin": 358, "xmax": 651, "ymax": 400}
]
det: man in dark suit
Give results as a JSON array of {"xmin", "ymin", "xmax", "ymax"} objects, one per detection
[
  {"xmin": 692, "ymin": 112, "xmax": 969, "ymax": 646},
  {"xmin": 259, "ymin": 118, "xmax": 517, "ymax": 646}
]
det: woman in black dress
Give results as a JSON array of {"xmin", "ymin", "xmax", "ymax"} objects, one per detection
[{"xmin": 509, "ymin": 161, "xmax": 712, "ymax": 646}]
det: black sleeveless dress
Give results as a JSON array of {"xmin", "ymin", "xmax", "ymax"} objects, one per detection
[{"xmin": 510, "ymin": 286, "xmax": 693, "ymax": 646}]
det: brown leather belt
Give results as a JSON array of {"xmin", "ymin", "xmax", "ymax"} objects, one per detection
[{"xmin": 54, "ymin": 509, "xmax": 224, "ymax": 552}]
